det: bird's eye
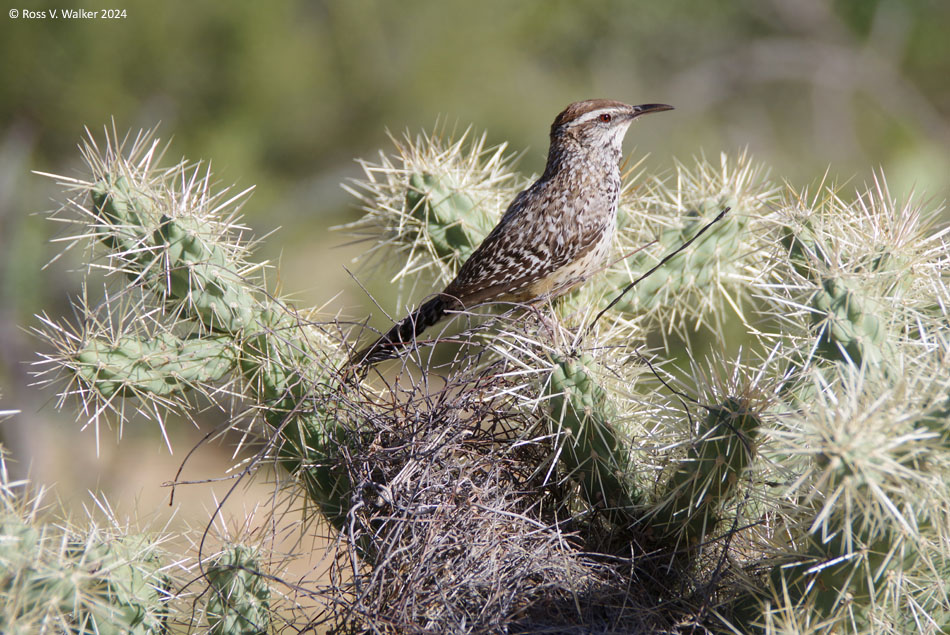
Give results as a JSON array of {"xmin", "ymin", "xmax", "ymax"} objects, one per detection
[{"xmin": 599, "ymin": 113, "xmax": 612, "ymax": 123}]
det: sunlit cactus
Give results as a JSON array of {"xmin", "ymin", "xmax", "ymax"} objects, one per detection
[
  {"xmin": 88, "ymin": 167, "xmax": 259, "ymax": 335},
  {"xmin": 340, "ymin": 129, "xmax": 950, "ymax": 632},
  {"xmin": 744, "ymin": 357, "xmax": 950, "ymax": 632},
  {"xmin": 0, "ymin": 453, "xmax": 173, "ymax": 634},
  {"xmin": 34, "ymin": 128, "xmax": 350, "ymax": 532},
  {"xmin": 204, "ymin": 545, "xmax": 271, "ymax": 635},
  {"xmin": 600, "ymin": 151, "xmax": 779, "ymax": 345},
  {"xmin": 405, "ymin": 171, "xmax": 496, "ymax": 262},
  {"xmin": 73, "ymin": 332, "xmax": 236, "ymax": 398},
  {"xmin": 339, "ymin": 126, "xmax": 523, "ymax": 289},
  {"xmin": 758, "ymin": 174, "xmax": 949, "ymax": 371}
]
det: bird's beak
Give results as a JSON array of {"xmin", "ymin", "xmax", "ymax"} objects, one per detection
[{"xmin": 630, "ymin": 103, "xmax": 674, "ymax": 118}]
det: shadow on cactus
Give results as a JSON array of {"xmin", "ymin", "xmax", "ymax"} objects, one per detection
[{"xmin": 29, "ymin": 124, "xmax": 950, "ymax": 633}]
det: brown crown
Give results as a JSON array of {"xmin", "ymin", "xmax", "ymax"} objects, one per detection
[{"xmin": 550, "ymin": 99, "xmax": 631, "ymax": 131}]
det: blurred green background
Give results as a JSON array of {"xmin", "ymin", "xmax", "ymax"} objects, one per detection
[{"xmin": 0, "ymin": 0, "xmax": 948, "ymax": 532}]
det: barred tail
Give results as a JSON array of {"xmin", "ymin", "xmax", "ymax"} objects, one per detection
[{"xmin": 349, "ymin": 296, "xmax": 450, "ymax": 367}]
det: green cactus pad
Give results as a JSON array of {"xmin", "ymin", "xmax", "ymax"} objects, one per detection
[
  {"xmin": 810, "ymin": 276, "xmax": 885, "ymax": 367},
  {"xmin": 90, "ymin": 174, "xmax": 154, "ymax": 255},
  {"xmin": 237, "ymin": 310, "xmax": 349, "ymax": 530},
  {"xmin": 651, "ymin": 397, "xmax": 760, "ymax": 546},
  {"xmin": 89, "ymin": 171, "xmax": 352, "ymax": 530},
  {"xmin": 0, "ymin": 519, "xmax": 170, "ymax": 635},
  {"xmin": 74, "ymin": 534, "xmax": 172, "ymax": 635},
  {"xmin": 154, "ymin": 214, "xmax": 257, "ymax": 332},
  {"xmin": 76, "ymin": 332, "xmax": 236, "ymax": 398},
  {"xmin": 406, "ymin": 172, "xmax": 493, "ymax": 263},
  {"xmin": 781, "ymin": 221, "xmax": 888, "ymax": 367},
  {"xmin": 610, "ymin": 196, "xmax": 743, "ymax": 314},
  {"xmin": 91, "ymin": 174, "xmax": 257, "ymax": 333},
  {"xmin": 546, "ymin": 354, "xmax": 637, "ymax": 520},
  {"xmin": 205, "ymin": 545, "xmax": 271, "ymax": 635}
]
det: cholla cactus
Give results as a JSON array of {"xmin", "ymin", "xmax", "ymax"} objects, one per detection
[
  {"xmin": 0, "ymin": 451, "xmax": 174, "ymax": 634},
  {"xmin": 31, "ymin": 124, "xmax": 950, "ymax": 633},
  {"xmin": 649, "ymin": 394, "xmax": 763, "ymax": 548},
  {"xmin": 545, "ymin": 353, "xmax": 638, "ymax": 521},
  {"xmin": 757, "ymin": 174, "xmax": 950, "ymax": 371},
  {"xmin": 599, "ymin": 151, "xmax": 778, "ymax": 344},
  {"xmin": 34, "ymin": 128, "xmax": 350, "ymax": 529},
  {"xmin": 203, "ymin": 545, "xmax": 271, "ymax": 635},
  {"xmin": 337, "ymin": 127, "xmax": 950, "ymax": 632},
  {"xmin": 0, "ymin": 447, "xmax": 283, "ymax": 634},
  {"xmin": 745, "ymin": 353, "xmax": 950, "ymax": 631},
  {"xmin": 339, "ymin": 126, "xmax": 524, "ymax": 296}
]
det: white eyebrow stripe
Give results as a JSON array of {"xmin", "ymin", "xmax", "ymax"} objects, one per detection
[{"xmin": 572, "ymin": 108, "xmax": 616, "ymax": 125}]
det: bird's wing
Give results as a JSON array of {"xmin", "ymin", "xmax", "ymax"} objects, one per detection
[{"xmin": 444, "ymin": 183, "xmax": 610, "ymax": 304}]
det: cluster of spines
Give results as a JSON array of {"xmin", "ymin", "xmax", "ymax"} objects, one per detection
[
  {"xmin": 338, "ymin": 125, "xmax": 524, "ymax": 291},
  {"xmin": 204, "ymin": 545, "xmax": 272, "ymax": 635},
  {"xmin": 0, "ymin": 454, "xmax": 173, "ymax": 634},
  {"xmin": 36, "ymin": 129, "xmax": 351, "ymax": 534},
  {"xmin": 649, "ymin": 395, "xmax": 762, "ymax": 548}
]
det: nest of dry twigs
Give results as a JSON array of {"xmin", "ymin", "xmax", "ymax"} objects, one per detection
[{"xmin": 295, "ymin": 344, "xmax": 744, "ymax": 635}]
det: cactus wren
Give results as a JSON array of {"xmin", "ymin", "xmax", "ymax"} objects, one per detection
[{"xmin": 351, "ymin": 99, "xmax": 673, "ymax": 366}]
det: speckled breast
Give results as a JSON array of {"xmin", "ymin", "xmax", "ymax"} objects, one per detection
[{"xmin": 516, "ymin": 212, "xmax": 617, "ymax": 302}]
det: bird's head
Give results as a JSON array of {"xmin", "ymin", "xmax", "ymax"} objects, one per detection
[{"xmin": 550, "ymin": 99, "xmax": 673, "ymax": 159}]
